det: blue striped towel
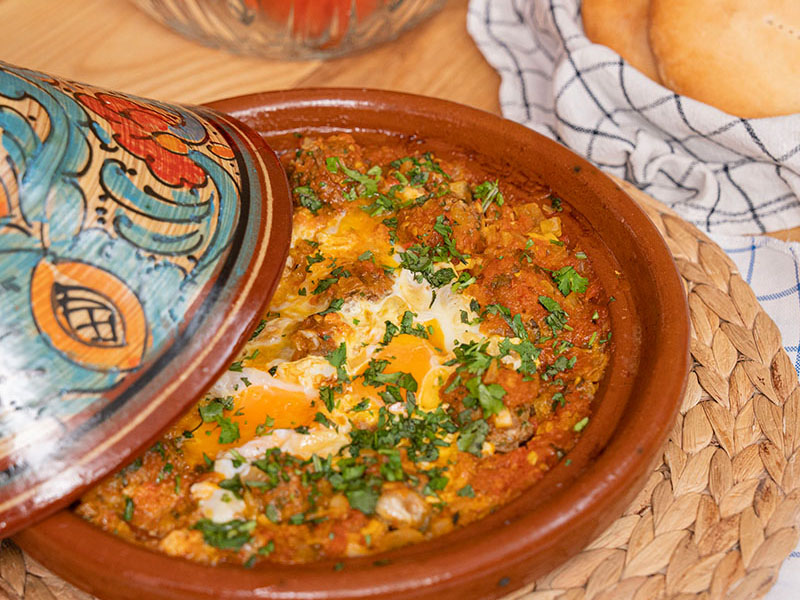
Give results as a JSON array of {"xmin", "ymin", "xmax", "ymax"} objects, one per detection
[
  {"xmin": 467, "ymin": 2, "xmax": 800, "ymax": 594},
  {"xmin": 467, "ymin": 0, "xmax": 800, "ymax": 380}
]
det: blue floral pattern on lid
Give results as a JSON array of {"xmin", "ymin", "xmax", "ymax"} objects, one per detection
[{"xmin": 0, "ymin": 62, "xmax": 281, "ymax": 535}]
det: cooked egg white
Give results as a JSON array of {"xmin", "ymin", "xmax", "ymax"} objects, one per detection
[
  {"xmin": 184, "ymin": 204, "xmax": 505, "ymax": 523},
  {"xmin": 191, "ymin": 480, "xmax": 246, "ymax": 524}
]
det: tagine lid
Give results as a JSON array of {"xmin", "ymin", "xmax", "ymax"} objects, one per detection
[{"xmin": 0, "ymin": 61, "xmax": 292, "ymax": 536}]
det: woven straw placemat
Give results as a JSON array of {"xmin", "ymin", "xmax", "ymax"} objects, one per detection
[{"xmin": 2, "ymin": 183, "xmax": 799, "ymax": 600}]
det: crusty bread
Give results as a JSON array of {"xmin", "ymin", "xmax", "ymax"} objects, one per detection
[
  {"xmin": 582, "ymin": 0, "xmax": 661, "ymax": 83},
  {"xmin": 649, "ymin": 0, "xmax": 800, "ymax": 118}
]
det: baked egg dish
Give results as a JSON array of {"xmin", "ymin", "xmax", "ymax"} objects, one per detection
[{"xmin": 78, "ymin": 133, "xmax": 612, "ymax": 567}]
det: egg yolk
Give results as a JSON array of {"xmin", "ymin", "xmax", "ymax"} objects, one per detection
[
  {"xmin": 173, "ymin": 384, "xmax": 317, "ymax": 467},
  {"xmin": 348, "ymin": 332, "xmax": 446, "ymax": 411}
]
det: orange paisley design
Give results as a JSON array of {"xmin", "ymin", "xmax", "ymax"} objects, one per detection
[
  {"xmin": 31, "ymin": 259, "xmax": 148, "ymax": 372},
  {"xmin": 76, "ymin": 92, "xmax": 206, "ymax": 188}
]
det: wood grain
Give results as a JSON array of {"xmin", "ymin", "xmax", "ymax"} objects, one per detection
[
  {"xmin": 0, "ymin": 0, "xmax": 500, "ymax": 112},
  {"xmin": 0, "ymin": 0, "xmax": 795, "ymax": 241}
]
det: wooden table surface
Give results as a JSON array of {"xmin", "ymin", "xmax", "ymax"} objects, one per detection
[{"xmin": 0, "ymin": 0, "xmax": 796, "ymax": 242}]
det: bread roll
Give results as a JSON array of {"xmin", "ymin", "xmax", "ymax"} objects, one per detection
[
  {"xmin": 582, "ymin": 0, "xmax": 661, "ymax": 82},
  {"xmin": 649, "ymin": 0, "xmax": 800, "ymax": 118}
]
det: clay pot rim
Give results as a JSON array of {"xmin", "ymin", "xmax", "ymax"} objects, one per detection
[{"xmin": 17, "ymin": 89, "xmax": 691, "ymax": 600}]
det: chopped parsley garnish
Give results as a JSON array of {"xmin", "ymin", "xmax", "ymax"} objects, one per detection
[
  {"xmin": 260, "ymin": 541, "xmax": 275, "ymax": 555},
  {"xmin": 325, "ymin": 342, "xmax": 349, "ymax": 382},
  {"xmin": 294, "ymin": 186, "xmax": 323, "ymax": 214},
  {"xmin": 479, "ymin": 304, "xmax": 540, "ymax": 374},
  {"xmin": 381, "ymin": 311, "xmax": 430, "ymax": 345},
  {"xmin": 348, "ymin": 404, "xmax": 457, "ymax": 464},
  {"xmin": 328, "ymin": 157, "xmax": 381, "ymax": 197},
  {"xmin": 473, "ymin": 180, "xmax": 505, "ymax": 213},
  {"xmin": 362, "ymin": 193, "xmax": 397, "ymax": 216},
  {"xmin": 453, "ymin": 271, "xmax": 476, "ymax": 292},
  {"xmin": 217, "ymin": 416, "xmax": 240, "ymax": 444},
  {"xmin": 249, "ymin": 319, "xmax": 267, "ymax": 340},
  {"xmin": 312, "ymin": 265, "xmax": 351, "ymax": 294},
  {"xmin": 122, "ymin": 496, "xmax": 134, "ymax": 522},
  {"xmin": 398, "ymin": 243, "xmax": 457, "ymax": 289},
  {"xmin": 552, "ymin": 266, "xmax": 588, "ymax": 296},
  {"xmin": 362, "ymin": 358, "xmax": 418, "ymax": 393},
  {"xmin": 483, "ymin": 303, "xmax": 529, "ymax": 340},
  {"xmin": 252, "ymin": 448, "xmax": 302, "ymax": 489},
  {"xmin": 219, "ymin": 473, "xmax": 244, "ymax": 498},
  {"xmin": 351, "ymin": 399, "xmax": 371, "ymax": 412},
  {"xmin": 466, "ymin": 377, "xmax": 506, "ymax": 416},
  {"xmin": 193, "ymin": 519, "xmax": 256, "ymax": 550},
  {"xmin": 198, "ymin": 397, "xmax": 240, "ymax": 444},
  {"xmin": 346, "ymin": 487, "xmax": 380, "ymax": 514},
  {"xmin": 420, "ymin": 152, "xmax": 450, "ymax": 179},
  {"xmin": 428, "ymin": 267, "xmax": 457, "ymax": 287},
  {"xmin": 457, "ymin": 484, "xmax": 476, "ymax": 498},
  {"xmin": 305, "ymin": 251, "xmax": 324, "ymax": 271},
  {"xmin": 422, "ymin": 467, "xmax": 449, "ymax": 496},
  {"xmin": 445, "ymin": 341, "xmax": 507, "ymax": 417},
  {"xmin": 379, "ymin": 448, "xmax": 405, "ymax": 482},
  {"xmin": 457, "ymin": 419, "xmax": 489, "ymax": 456},
  {"xmin": 230, "ymin": 449, "xmax": 246, "ymax": 468},
  {"xmin": 265, "ymin": 504, "xmax": 280, "ymax": 523},
  {"xmin": 574, "ymin": 417, "xmax": 589, "ymax": 432},
  {"xmin": 318, "ymin": 298, "xmax": 344, "ymax": 315},
  {"xmin": 587, "ymin": 331, "xmax": 598, "ymax": 348},
  {"xmin": 199, "ymin": 399, "xmax": 225, "ymax": 422},
  {"xmin": 395, "ymin": 214, "xmax": 468, "ymax": 292},
  {"xmin": 320, "ymin": 385, "xmax": 338, "ymax": 412},
  {"xmin": 255, "ymin": 416, "xmax": 275, "ymax": 437},
  {"xmin": 542, "ymin": 355, "xmax": 577, "ymax": 381},
  {"xmin": 358, "ymin": 250, "xmax": 374, "ymax": 261},
  {"xmin": 432, "ymin": 215, "xmax": 466, "ymax": 262},
  {"xmin": 498, "ymin": 337, "xmax": 541, "ymax": 375},
  {"xmin": 314, "ymin": 412, "xmax": 336, "ymax": 429},
  {"xmin": 539, "ymin": 295, "xmax": 569, "ymax": 334}
]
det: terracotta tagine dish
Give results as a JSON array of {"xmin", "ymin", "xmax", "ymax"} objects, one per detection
[
  {"xmin": 11, "ymin": 88, "xmax": 692, "ymax": 600},
  {"xmin": 0, "ymin": 61, "xmax": 292, "ymax": 537}
]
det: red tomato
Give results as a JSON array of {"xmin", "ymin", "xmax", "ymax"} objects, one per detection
[{"xmin": 251, "ymin": 0, "xmax": 378, "ymax": 43}]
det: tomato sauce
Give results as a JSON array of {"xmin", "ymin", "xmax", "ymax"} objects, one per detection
[{"xmin": 77, "ymin": 134, "xmax": 612, "ymax": 567}]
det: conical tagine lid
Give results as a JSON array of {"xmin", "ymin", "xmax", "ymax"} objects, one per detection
[{"xmin": 0, "ymin": 61, "xmax": 292, "ymax": 536}]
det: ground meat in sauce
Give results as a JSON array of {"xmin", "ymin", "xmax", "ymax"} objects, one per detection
[{"xmin": 76, "ymin": 133, "xmax": 612, "ymax": 567}]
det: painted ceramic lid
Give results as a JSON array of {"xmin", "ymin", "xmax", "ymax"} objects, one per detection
[{"xmin": 0, "ymin": 62, "xmax": 292, "ymax": 536}]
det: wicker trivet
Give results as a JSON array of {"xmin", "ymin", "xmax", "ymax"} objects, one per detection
[{"xmin": 2, "ymin": 183, "xmax": 798, "ymax": 600}]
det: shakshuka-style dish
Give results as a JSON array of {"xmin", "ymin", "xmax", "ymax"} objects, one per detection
[{"xmin": 77, "ymin": 133, "xmax": 613, "ymax": 567}]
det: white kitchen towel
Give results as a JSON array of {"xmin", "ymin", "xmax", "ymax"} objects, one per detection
[
  {"xmin": 466, "ymin": 0, "xmax": 800, "ymax": 236},
  {"xmin": 466, "ymin": 1, "xmax": 800, "ymax": 596},
  {"xmin": 466, "ymin": 0, "xmax": 800, "ymax": 373}
]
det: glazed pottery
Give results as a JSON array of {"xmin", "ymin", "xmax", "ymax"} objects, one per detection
[
  {"xmin": 132, "ymin": 0, "xmax": 446, "ymax": 60},
  {"xmin": 17, "ymin": 90, "xmax": 691, "ymax": 600},
  {"xmin": 0, "ymin": 63, "xmax": 292, "ymax": 536}
]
